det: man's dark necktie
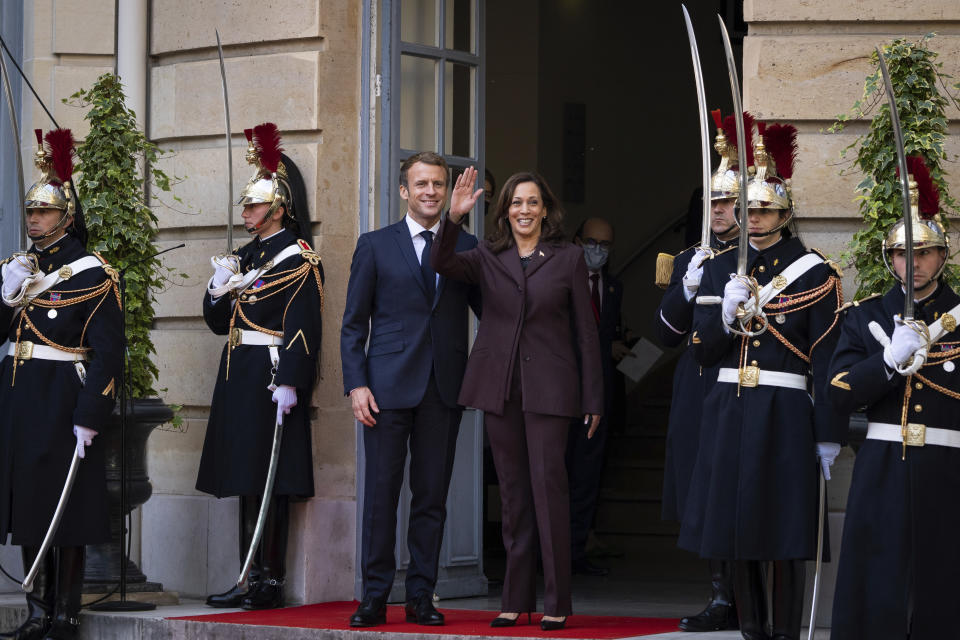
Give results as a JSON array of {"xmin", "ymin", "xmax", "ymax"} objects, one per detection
[
  {"xmin": 590, "ymin": 273, "xmax": 601, "ymax": 323},
  {"xmin": 420, "ymin": 230, "xmax": 436, "ymax": 302}
]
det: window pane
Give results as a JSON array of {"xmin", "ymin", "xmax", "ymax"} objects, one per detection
[
  {"xmin": 400, "ymin": 55, "xmax": 437, "ymax": 152},
  {"xmin": 401, "ymin": 0, "xmax": 438, "ymax": 46},
  {"xmin": 444, "ymin": 0, "xmax": 474, "ymax": 53},
  {"xmin": 444, "ymin": 62, "xmax": 474, "ymax": 157}
]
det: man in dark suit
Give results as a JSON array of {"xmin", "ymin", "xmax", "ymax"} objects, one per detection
[
  {"xmin": 341, "ymin": 151, "xmax": 481, "ymax": 627},
  {"xmin": 566, "ymin": 217, "xmax": 627, "ymax": 576}
]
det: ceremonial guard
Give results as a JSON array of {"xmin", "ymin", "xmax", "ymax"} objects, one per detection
[
  {"xmin": 0, "ymin": 130, "xmax": 122, "ymax": 640},
  {"xmin": 828, "ymin": 158, "xmax": 960, "ymax": 640},
  {"xmin": 657, "ymin": 110, "xmax": 746, "ymax": 633},
  {"xmin": 678, "ymin": 122, "xmax": 845, "ymax": 640},
  {"xmin": 197, "ymin": 124, "xmax": 324, "ymax": 610}
]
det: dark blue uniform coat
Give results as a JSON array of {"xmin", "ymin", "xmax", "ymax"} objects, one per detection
[
  {"xmin": 0, "ymin": 234, "xmax": 121, "ymax": 545},
  {"xmin": 656, "ymin": 241, "xmax": 733, "ymax": 523},
  {"xmin": 828, "ymin": 283, "xmax": 960, "ymax": 640},
  {"xmin": 678, "ymin": 234, "xmax": 845, "ymax": 560},
  {"xmin": 196, "ymin": 229, "xmax": 323, "ymax": 498}
]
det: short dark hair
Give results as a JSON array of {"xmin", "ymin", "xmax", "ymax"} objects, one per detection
[
  {"xmin": 399, "ymin": 152, "xmax": 449, "ymax": 188},
  {"xmin": 486, "ymin": 172, "xmax": 566, "ymax": 253}
]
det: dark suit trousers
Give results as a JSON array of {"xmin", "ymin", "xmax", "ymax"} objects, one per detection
[
  {"xmin": 486, "ymin": 365, "xmax": 572, "ymax": 616},
  {"xmin": 360, "ymin": 374, "xmax": 462, "ymax": 601},
  {"xmin": 566, "ymin": 415, "xmax": 608, "ymax": 562}
]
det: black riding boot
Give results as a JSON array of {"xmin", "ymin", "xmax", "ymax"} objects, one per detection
[
  {"xmin": 42, "ymin": 546, "xmax": 83, "ymax": 640},
  {"xmin": 0, "ymin": 546, "xmax": 54, "ymax": 640},
  {"xmin": 734, "ymin": 560, "xmax": 770, "ymax": 640},
  {"xmin": 241, "ymin": 495, "xmax": 288, "ymax": 610},
  {"xmin": 206, "ymin": 495, "xmax": 262, "ymax": 607},
  {"xmin": 771, "ymin": 560, "xmax": 805, "ymax": 640},
  {"xmin": 679, "ymin": 559, "xmax": 739, "ymax": 631}
]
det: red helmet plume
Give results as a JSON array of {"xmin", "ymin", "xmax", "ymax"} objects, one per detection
[
  {"xmin": 762, "ymin": 123, "xmax": 798, "ymax": 181},
  {"xmin": 900, "ymin": 156, "xmax": 939, "ymax": 219},
  {"xmin": 252, "ymin": 123, "xmax": 283, "ymax": 175},
  {"xmin": 721, "ymin": 112, "xmax": 755, "ymax": 168},
  {"xmin": 43, "ymin": 129, "xmax": 76, "ymax": 186}
]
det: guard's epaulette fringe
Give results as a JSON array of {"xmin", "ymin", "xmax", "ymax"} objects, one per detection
[
  {"xmin": 835, "ymin": 292, "xmax": 882, "ymax": 314},
  {"xmin": 810, "ymin": 248, "xmax": 844, "ymax": 277},
  {"xmin": 297, "ymin": 238, "xmax": 322, "ymax": 267}
]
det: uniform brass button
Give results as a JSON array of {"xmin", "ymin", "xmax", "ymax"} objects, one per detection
[
  {"xmin": 523, "ymin": 356, "xmax": 531, "ymax": 362},
  {"xmin": 753, "ymin": 340, "xmax": 761, "ymax": 347},
  {"xmin": 914, "ymin": 404, "xmax": 923, "ymax": 413},
  {"xmin": 750, "ymin": 360, "xmax": 758, "ymax": 367},
  {"xmin": 758, "ymin": 265, "xmax": 766, "ymax": 273},
  {"xmin": 915, "ymin": 382, "xmax": 923, "ymax": 390},
  {"xmin": 27, "ymin": 306, "xmax": 34, "ymax": 311}
]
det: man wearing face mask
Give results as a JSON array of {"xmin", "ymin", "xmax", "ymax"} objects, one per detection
[{"xmin": 566, "ymin": 217, "xmax": 627, "ymax": 576}]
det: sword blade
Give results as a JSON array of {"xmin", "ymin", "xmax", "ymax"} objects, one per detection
[
  {"xmin": 23, "ymin": 448, "xmax": 81, "ymax": 592},
  {"xmin": 718, "ymin": 16, "xmax": 750, "ymax": 276},
  {"xmin": 237, "ymin": 414, "xmax": 285, "ymax": 587},
  {"xmin": 682, "ymin": 6, "xmax": 712, "ymax": 250},
  {"xmin": 876, "ymin": 46, "xmax": 914, "ymax": 319},
  {"xmin": 807, "ymin": 467, "xmax": 826, "ymax": 640},
  {"xmin": 0, "ymin": 51, "xmax": 26, "ymax": 250},
  {"xmin": 216, "ymin": 29, "xmax": 234, "ymax": 254}
]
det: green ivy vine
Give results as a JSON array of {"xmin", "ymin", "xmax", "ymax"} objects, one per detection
[
  {"xmin": 65, "ymin": 73, "xmax": 186, "ymax": 408},
  {"xmin": 830, "ymin": 34, "xmax": 960, "ymax": 299}
]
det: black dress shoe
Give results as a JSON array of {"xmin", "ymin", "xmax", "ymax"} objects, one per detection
[
  {"xmin": 0, "ymin": 616, "xmax": 50, "ymax": 640},
  {"xmin": 678, "ymin": 601, "xmax": 738, "ymax": 631},
  {"xmin": 572, "ymin": 559, "xmax": 609, "ymax": 577},
  {"xmin": 490, "ymin": 613, "xmax": 531, "ymax": 627},
  {"xmin": 540, "ymin": 617, "xmax": 567, "ymax": 631},
  {"xmin": 240, "ymin": 581, "xmax": 283, "ymax": 610},
  {"xmin": 404, "ymin": 593, "xmax": 444, "ymax": 626},
  {"xmin": 206, "ymin": 582, "xmax": 255, "ymax": 608},
  {"xmin": 41, "ymin": 617, "xmax": 78, "ymax": 640},
  {"xmin": 350, "ymin": 597, "xmax": 387, "ymax": 627}
]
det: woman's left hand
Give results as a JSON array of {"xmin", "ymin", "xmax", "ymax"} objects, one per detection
[{"xmin": 584, "ymin": 414, "xmax": 601, "ymax": 439}]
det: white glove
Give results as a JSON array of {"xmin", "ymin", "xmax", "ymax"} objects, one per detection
[
  {"xmin": 2, "ymin": 255, "xmax": 41, "ymax": 306},
  {"xmin": 73, "ymin": 425, "xmax": 98, "ymax": 459},
  {"xmin": 815, "ymin": 442, "xmax": 841, "ymax": 480},
  {"xmin": 210, "ymin": 254, "xmax": 240, "ymax": 288},
  {"xmin": 721, "ymin": 277, "xmax": 751, "ymax": 326},
  {"xmin": 883, "ymin": 317, "xmax": 927, "ymax": 372},
  {"xmin": 272, "ymin": 384, "xmax": 297, "ymax": 424},
  {"xmin": 681, "ymin": 248, "xmax": 712, "ymax": 301}
]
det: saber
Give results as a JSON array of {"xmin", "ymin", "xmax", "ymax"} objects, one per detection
[
  {"xmin": 681, "ymin": 6, "xmax": 712, "ymax": 251},
  {"xmin": 875, "ymin": 46, "xmax": 914, "ymax": 319},
  {"xmin": 216, "ymin": 29, "xmax": 234, "ymax": 254},
  {"xmin": 718, "ymin": 16, "xmax": 750, "ymax": 277},
  {"xmin": 237, "ymin": 413, "xmax": 284, "ymax": 587},
  {"xmin": 0, "ymin": 51, "xmax": 26, "ymax": 250},
  {"xmin": 806, "ymin": 466, "xmax": 826, "ymax": 640},
  {"xmin": 23, "ymin": 448, "xmax": 81, "ymax": 592}
]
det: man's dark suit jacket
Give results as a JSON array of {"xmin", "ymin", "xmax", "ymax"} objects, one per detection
[
  {"xmin": 432, "ymin": 215, "xmax": 603, "ymax": 418},
  {"xmin": 341, "ymin": 218, "xmax": 481, "ymax": 410},
  {"xmin": 593, "ymin": 270, "xmax": 623, "ymax": 418}
]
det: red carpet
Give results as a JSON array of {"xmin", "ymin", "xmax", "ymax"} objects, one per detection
[{"xmin": 171, "ymin": 600, "xmax": 680, "ymax": 637}]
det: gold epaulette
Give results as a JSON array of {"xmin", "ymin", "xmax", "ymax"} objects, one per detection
[
  {"xmin": 811, "ymin": 248, "xmax": 844, "ymax": 277},
  {"xmin": 654, "ymin": 253, "xmax": 674, "ymax": 289},
  {"xmin": 92, "ymin": 251, "xmax": 120, "ymax": 283},
  {"xmin": 297, "ymin": 238, "xmax": 322, "ymax": 267},
  {"xmin": 835, "ymin": 292, "xmax": 882, "ymax": 314}
]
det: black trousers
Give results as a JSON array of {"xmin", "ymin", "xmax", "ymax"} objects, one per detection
[
  {"xmin": 565, "ymin": 414, "xmax": 608, "ymax": 563},
  {"xmin": 360, "ymin": 373, "xmax": 462, "ymax": 601}
]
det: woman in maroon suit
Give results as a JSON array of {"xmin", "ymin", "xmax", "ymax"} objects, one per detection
[{"xmin": 432, "ymin": 168, "xmax": 603, "ymax": 630}]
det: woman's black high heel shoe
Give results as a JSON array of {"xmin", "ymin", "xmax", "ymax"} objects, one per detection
[
  {"xmin": 490, "ymin": 612, "xmax": 531, "ymax": 627},
  {"xmin": 540, "ymin": 616, "xmax": 567, "ymax": 631}
]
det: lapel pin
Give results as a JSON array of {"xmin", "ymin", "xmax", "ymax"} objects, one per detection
[{"xmin": 539, "ymin": 250, "xmax": 544, "ymax": 257}]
